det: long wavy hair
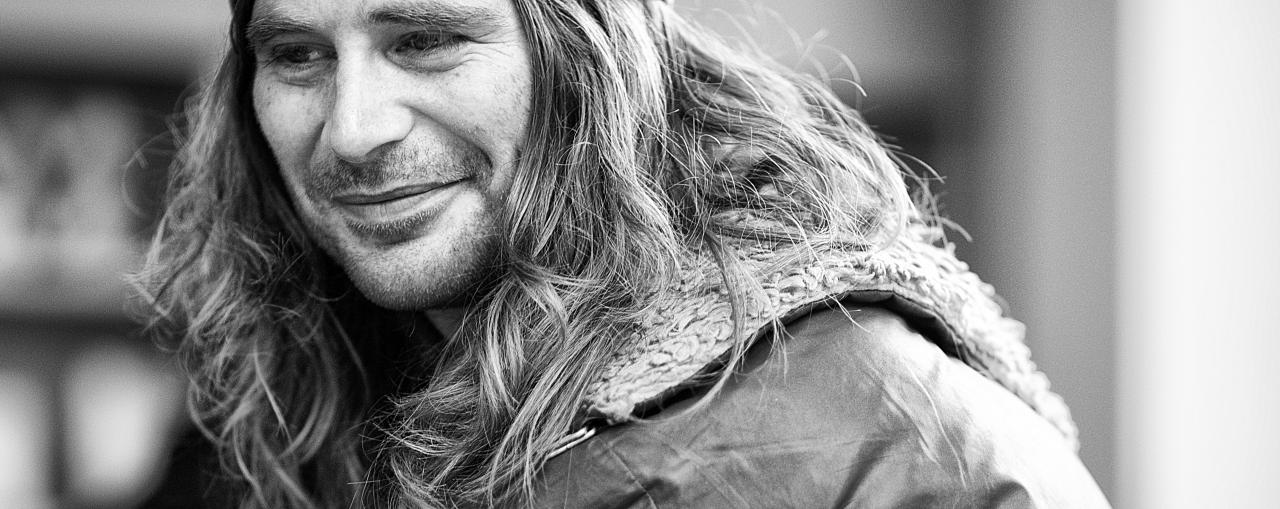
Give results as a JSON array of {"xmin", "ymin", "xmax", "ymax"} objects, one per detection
[{"xmin": 133, "ymin": 0, "xmax": 921, "ymax": 507}]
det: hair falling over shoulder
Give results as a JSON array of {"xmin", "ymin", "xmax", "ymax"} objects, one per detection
[{"xmin": 131, "ymin": 1, "xmax": 926, "ymax": 507}]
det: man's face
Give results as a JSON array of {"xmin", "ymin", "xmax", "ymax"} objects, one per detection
[{"xmin": 249, "ymin": 0, "xmax": 531, "ymax": 310}]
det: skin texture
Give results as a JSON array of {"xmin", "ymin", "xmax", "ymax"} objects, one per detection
[{"xmin": 249, "ymin": 0, "xmax": 531, "ymax": 329}]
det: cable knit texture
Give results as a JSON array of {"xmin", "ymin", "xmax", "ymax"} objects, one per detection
[{"xmin": 582, "ymin": 224, "xmax": 1079, "ymax": 449}]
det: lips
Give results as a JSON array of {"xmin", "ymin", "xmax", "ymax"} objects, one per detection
[
  {"xmin": 330, "ymin": 179, "xmax": 467, "ymax": 243},
  {"xmin": 333, "ymin": 184, "xmax": 441, "ymax": 205}
]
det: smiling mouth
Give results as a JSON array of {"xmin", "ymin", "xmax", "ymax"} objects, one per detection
[
  {"xmin": 331, "ymin": 180, "xmax": 467, "ymax": 243},
  {"xmin": 333, "ymin": 184, "xmax": 441, "ymax": 205}
]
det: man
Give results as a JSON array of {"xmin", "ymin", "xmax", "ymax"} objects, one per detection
[{"xmin": 137, "ymin": 0, "xmax": 1109, "ymax": 507}]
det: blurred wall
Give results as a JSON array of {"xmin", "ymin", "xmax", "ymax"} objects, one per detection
[
  {"xmin": 1117, "ymin": 1, "xmax": 1280, "ymax": 508},
  {"xmin": 0, "ymin": 2, "xmax": 227, "ymax": 507},
  {"xmin": 958, "ymin": 1, "xmax": 1117, "ymax": 498},
  {"xmin": 0, "ymin": 0, "xmax": 226, "ymax": 82}
]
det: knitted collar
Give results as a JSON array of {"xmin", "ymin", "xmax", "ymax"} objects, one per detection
[{"xmin": 580, "ymin": 226, "xmax": 1078, "ymax": 448}]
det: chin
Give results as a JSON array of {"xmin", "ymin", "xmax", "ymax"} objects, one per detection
[{"xmin": 336, "ymin": 229, "xmax": 503, "ymax": 312}]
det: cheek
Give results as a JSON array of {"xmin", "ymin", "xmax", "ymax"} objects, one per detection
[
  {"xmin": 252, "ymin": 79, "xmax": 324, "ymax": 184},
  {"xmin": 496, "ymin": 58, "xmax": 533, "ymax": 147},
  {"xmin": 470, "ymin": 57, "xmax": 533, "ymax": 193}
]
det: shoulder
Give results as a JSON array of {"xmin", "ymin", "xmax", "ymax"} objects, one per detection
[{"xmin": 532, "ymin": 305, "xmax": 1110, "ymax": 508}]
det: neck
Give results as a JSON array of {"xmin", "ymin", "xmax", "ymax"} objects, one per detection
[{"xmin": 424, "ymin": 307, "xmax": 467, "ymax": 340}]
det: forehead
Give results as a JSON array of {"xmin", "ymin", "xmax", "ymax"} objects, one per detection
[{"xmin": 247, "ymin": 0, "xmax": 515, "ymax": 35}]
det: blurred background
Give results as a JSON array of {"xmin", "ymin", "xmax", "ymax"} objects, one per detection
[{"xmin": 0, "ymin": 1, "xmax": 1276, "ymax": 507}]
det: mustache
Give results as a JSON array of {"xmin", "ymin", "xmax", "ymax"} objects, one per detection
[{"xmin": 306, "ymin": 146, "xmax": 490, "ymax": 196}]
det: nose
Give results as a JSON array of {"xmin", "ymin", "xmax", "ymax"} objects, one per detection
[{"xmin": 323, "ymin": 57, "xmax": 413, "ymax": 164}]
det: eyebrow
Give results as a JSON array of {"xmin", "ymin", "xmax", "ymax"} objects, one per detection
[
  {"xmin": 244, "ymin": 13, "xmax": 318, "ymax": 50},
  {"xmin": 365, "ymin": 1, "xmax": 505, "ymax": 32}
]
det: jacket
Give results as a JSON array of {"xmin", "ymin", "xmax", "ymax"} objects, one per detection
[{"xmin": 527, "ymin": 228, "xmax": 1111, "ymax": 507}]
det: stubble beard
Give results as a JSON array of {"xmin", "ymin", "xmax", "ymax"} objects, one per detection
[{"xmin": 305, "ymin": 211, "xmax": 505, "ymax": 313}]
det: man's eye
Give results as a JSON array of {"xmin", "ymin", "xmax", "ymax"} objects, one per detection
[
  {"xmin": 271, "ymin": 45, "xmax": 329, "ymax": 66},
  {"xmin": 258, "ymin": 44, "xmax": 334, "ymax": 83},
  {"xmin": 393, "ymin": 32, "xmax": 465, "ymax": 55}
]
